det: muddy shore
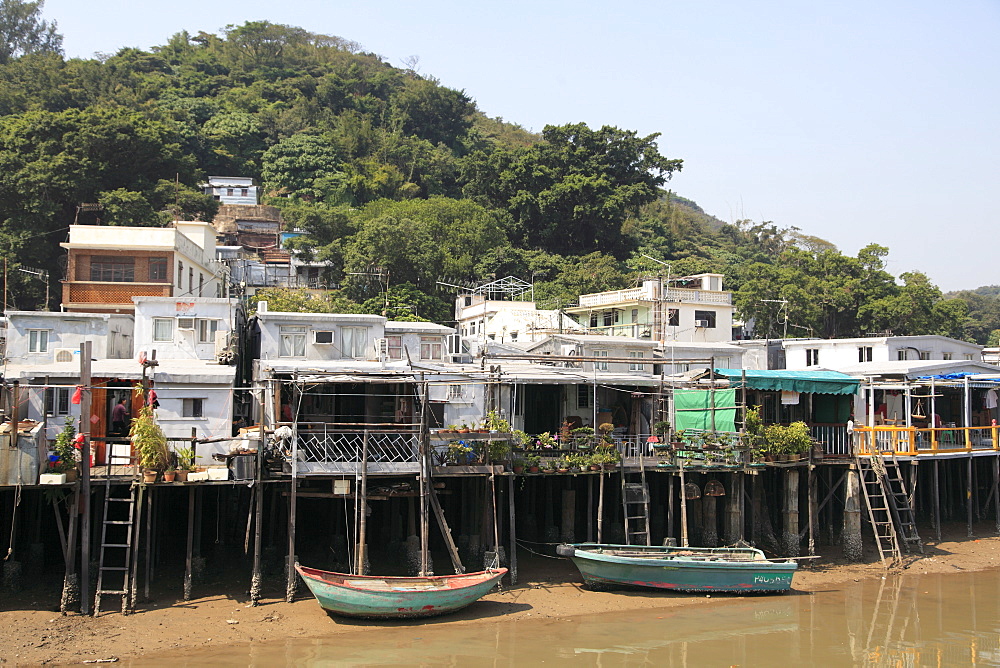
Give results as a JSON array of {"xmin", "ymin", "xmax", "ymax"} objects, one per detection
[{"xmin": 2, "ymin": 528, "xmax": 999, "ymax": 666}]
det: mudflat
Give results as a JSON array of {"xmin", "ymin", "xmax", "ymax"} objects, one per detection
[{"xmin": 3, "ymin": 529, "xmax": 999, "ymax": 665}]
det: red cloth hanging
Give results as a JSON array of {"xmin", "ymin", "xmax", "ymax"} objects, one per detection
[{"xmin": 71, "ymin": 386, "xmax": 82, "ymax": 404}]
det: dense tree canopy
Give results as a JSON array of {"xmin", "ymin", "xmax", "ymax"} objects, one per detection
[{"xmin": 0, "ymin": 17, "xmax": 987, "ymax": 342}]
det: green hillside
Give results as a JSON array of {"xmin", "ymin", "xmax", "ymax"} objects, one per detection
[{"xmin": 0, "ymin": 7, "xmax": 987, "ymax": 342}]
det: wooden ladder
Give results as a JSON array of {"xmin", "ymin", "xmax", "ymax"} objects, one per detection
[
  {"xmin": 94, "ymin": 480, "xmax": 137, "ymax": 616},
  {"xmin": 857, "ymin": 454, "xmax": 902, "ymax": 567},
  {"xmin": 880, "ymin": 453, "xmax": 923, "ymax": 556},
  {"xmin": 621, "ymin": 448, "xmax": 651, "ymax": 546}
]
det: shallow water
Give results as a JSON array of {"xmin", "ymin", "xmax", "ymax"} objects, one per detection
[{"xmin": 130, "ymin": 569, "xmax": 1000, "ymax": 667}]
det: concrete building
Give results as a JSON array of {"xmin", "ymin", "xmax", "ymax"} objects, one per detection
[
  {"xmin": 782, "ymin": 335, "xmax": 982, "ymax": 371},
  {"xmin": 60, "ymin": 221, "xmax": 224, "ymax": 313},
  {"xmin": 564, "ymin": 273, "xmax": 735, "ymax": 343}
]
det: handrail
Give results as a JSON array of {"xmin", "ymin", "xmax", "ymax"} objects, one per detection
[{"xmin": 853, "ymin": 424, "xmax": 1000, "ymax": 456}]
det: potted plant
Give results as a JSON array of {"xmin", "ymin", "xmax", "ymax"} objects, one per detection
[
  {"xmin": 457, "ymin": 422, "xmax": 470, "ymax": 434},
  {"xmin": 163, "ymin": 466, "xmax": 176, "ymax": 483},
  {"xmin": 512, "ymin": 457, "xmax": 526, "ymax": 474},
  {"xmin": 536, "ymin": 431, "xmax": 557, "ymax": 449},
  {"xmin": 571, "ymin": 426, "xmax": 595, "ymax": 449},
  {"xmin": 47, "ymin": 416, "xmax": 79, "ymax": 482},
  {"xmin": 652, "ymin": 420, "xmax": 671, "ymax": 442},
  {"xmin": 587, "ymin": 453, "xmax": 602, "ymax": 471},
  {"xmin": 174, "ymin": 446, "xmax": 196, "ymax": 482},
  {"xmin": 598, "ymin": 422, "xmax": 615, "ymax": 442},
  {"xmin": 483, "ymin": 410, "xmax": 511, "ymax": 434},
  {"xmin": 131, "ymin": 387, "xmax": 169, "ymax": 482},
  {"xmin": 447, "ymin": 441, "xmax": 474, "ymax": 464}
]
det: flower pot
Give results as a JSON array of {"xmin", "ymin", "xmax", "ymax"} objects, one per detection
[
  {"xmin": 163, "ymin": 471, "xmax": 176, "ymax": 483},
  {"xmin": 603, "ymin": 463, "xmax": 618, "ymax": 471},
  {"xmin": 512, "ymin": 465, "xmax": 524, "ymax": 474},
  {"xmin": 142, "ymin": 470, "xmax": 158, "ymax": 484},
  {"xmin": 64, "ymin": 469, "xmax": 78, "ymax": 483},
  {"xmin": 589, "ymin": 465, "xmax": 601, "ymax": 471},
  {"xmin": 40, "ymin": 473, "xmax": 67, "ymax": 485},
  {"xmin": 175, "ymin": 469, "xmax": 189, "ymax": 482},
  {"xmin": 528, "ymin": 466, "xmax": 540, "ymax": 473},
  {"xmin": 558, "ymin": 468, "xmax": 569, "ymax": 474}
]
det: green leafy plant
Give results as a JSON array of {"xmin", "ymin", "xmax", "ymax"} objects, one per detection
[
  {"xmin": 131, "ymin": 387, "xmax": 169, "ymax": 472},
  {"xmin": 174, "ymin": 446, "xmax": 196, "ymax": 471},
  {"xmin": 50, "ymin": 416, "xmax": 78, "ymax": 473},
  {"xmin": 483, "ymin": 409, "xmax": 511, "ymax": 433},
  {"xmin": 652, "ymin": 420, "xmax": 671, "ymax": 437}
]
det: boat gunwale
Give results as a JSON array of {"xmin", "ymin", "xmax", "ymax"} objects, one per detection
[{"xmin": 295, "ymin": 565, "xmax": 508, "ymax": 593}]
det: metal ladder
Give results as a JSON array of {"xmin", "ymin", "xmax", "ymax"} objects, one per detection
[
  {"xmin": 621, "ymin": 448, "xmax": 651, "ymax": 546},
  {"xmin": 94, "ymin": 480, "xmax": 137, "ymax": 616}
]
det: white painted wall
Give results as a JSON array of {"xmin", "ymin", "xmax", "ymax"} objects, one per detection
[
  {"xmin": 255, "ymin": 308, "xmax": 387, "ymax": 361},
  {"xmin": 133, "ymin": 297, "xmax": 238, "ymax": 361},
  {"xmin": 784, "ymin": 336, "xmax": 982, "ymax": 370},
  {"xmin": 3, "ymin": 311, "xmax": 133, "ymax": 363}
]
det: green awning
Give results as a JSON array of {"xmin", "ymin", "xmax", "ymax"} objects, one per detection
[{"xmin": 714, "ymin": 369, "xmax": 860, "ymax": 396}]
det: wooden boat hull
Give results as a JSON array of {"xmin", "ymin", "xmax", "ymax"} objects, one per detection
[
  {"xmin": 295, "ymin": 564, "xmax": 507, "ymax": 619},
  {"xmin": 557, "ymin": 543, "xmax": 797, "ymax": 593}
]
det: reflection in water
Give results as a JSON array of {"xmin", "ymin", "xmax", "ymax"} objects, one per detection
[{"xmin": 130, "ymin": 570, "xmax": 1000, "ymax": 667}]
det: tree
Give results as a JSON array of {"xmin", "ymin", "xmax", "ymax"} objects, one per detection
[
  {"xmin": 0, "ymin": 0, "xmax": 61, "ymax": 65},
  {"xmin": 260, "ymin": 133, "xmax": 341, "ymax": 199},
  {"xmin": 463, "ymin": 123, "xmax": 682, "ymax": 257}
]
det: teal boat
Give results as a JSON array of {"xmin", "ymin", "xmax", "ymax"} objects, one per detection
[
  {"xmin": 556, "ymin": 543, "xmax": 797, "ymax": 593},
  {"xmin": 295, "ymin": 564, "xmax": 507, "ymax": 619}
]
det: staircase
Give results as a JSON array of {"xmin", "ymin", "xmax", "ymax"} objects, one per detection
[
  {"xmin": 857, "ymin": 451, "xmax": 922, "ymax": 567},
  {"xmin": 94, "ymin": 480, "xmax": 137, "ymax": 616},
  {"xmin": 621, "ymin": 450, "xmax": 651, "ymax": 546}
]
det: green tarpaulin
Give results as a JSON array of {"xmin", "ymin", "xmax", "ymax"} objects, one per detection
[
  {"xmin": 674, "ymin": 388, "xmax": 738, "ymax": 432},
  {"xmin": 714, "ymin": 369, "xmax": 860, "ymax": 395}
]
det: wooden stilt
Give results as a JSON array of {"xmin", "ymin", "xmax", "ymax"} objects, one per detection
[
  {"xmin": 129, "ymin": 484, "xmax": 143, "ymax": 612},
  {"xmin": 79, "ymin": 341, "xmax": 92, "ymax": 615},
  {"xmin": 429, "ymin": 486, "xmax": 463, "ymax": 573},
  {"xmin": 993, "ymin": 455, "xmax": 1000, "ymax": 535},
  {"xmin": 286, "ymin": 479, "xmax": 297, "ymax": 602},
  {"xmin": 597, "ymin": 470, "xmax": 605, "ymax": 543},
  {"xmin": 724, "ymin": 473, "xmax": 741, "ymax": 544},
  {"xmin": 808, "ymin": 463, "xmax": 817, "ymax": 556},
  {"xmin": 667, "ymin": 474, "xmax": 675, "ymax": 544},
  {"xmin": 143, "ymin": 486, "xmax": 153, "ymax": 601},
  {"xmin": 60, "ymin": 485, "xmax": 80, "ymax": 615},
  {"xmin": 702, "ymin": 494, "xmax": 718, "ymax": 547},
  {"xmin": 183, "ymin": 486, "xmax": 195, "ymax": 601},
  {"xmin": 967, "ymin": 455, "xmax": 974, "ymax": 537},
  {"xmin": 560, "ymin": 489, "xmax": 576, "ymax": 542},
  {"xmin": 679, "ymin": 461, "xmax": 689, "ymax": 547},
  {"xmin": 933, "ymin": 459, "xmax": 942, "ymax": 542},
  {"xmin": 782, "ymin": 468, "xmax": 799, "ymax": 556},
  {"xmin": 357, "ymin": 430, "xmax": 370, "ymax": 576},
  {"xmin": 507, "ymin": 475, "xmax": 517, "ymax": 584},
  {"xmin": 587, "ymin": 476, "xmax": 594, "ymax": 543},
  {"xmin": 843, "ymin": 466, "xmax": 862, "ymax": 561}
]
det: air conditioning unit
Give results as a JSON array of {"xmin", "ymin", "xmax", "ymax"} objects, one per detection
[
  {"xmin": 314, "ymin": 330, "xmax": 334, "ymax": 344},
  {"xmin": 214, "ymin": 330, "xmax": 232, "ymax": 359},
  {"xmin": 374, "ymin": 337, "xmax": 389, "ymax": 362},
  {"xmin": 694, "ymin": 319, "xmax": 709, "ymax": 328},
  {"xmin": 53, "ymin": 348, "xmax": 77, "ymax": 363},
  {"xmin": 177, "ymin": 317, "xmax": 195, "ymax": 330}
]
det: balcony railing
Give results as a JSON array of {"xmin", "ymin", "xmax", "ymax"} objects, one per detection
[
  {"xmin": 853, "ymin": 425, "xmax": 1000, "ymax": 457},
  {"xmin": 578, "ymin": 286, "xmax": 733, "ymax": 307},
  {"xmin": 292, "ymin": 428, "xmax": 421, "ymax": 474}
]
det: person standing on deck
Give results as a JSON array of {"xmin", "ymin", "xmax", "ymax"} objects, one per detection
[{"xmin": 111, "ymin": 397, "xmax": 129, "ymax": 436}]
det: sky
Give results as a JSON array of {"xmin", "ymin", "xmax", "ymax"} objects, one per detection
[{"xmin": 43, "ymin": 0, "xmax": 1000, "ymax": 292}]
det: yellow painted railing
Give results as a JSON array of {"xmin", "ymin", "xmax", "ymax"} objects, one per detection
[{"xmin": 854, "ymin": 425, "xmax": 1000, "ymax": 456}]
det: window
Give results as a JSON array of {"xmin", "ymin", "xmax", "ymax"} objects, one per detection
[
  {"xmin": 603, "ymin": 311, "xmax": 614, "ymax": 327},
  {"xmin": 694, "ymin": 310, "xmax": 717, "ymax": 328},
  {"xmin": 44, "ymin": 387, "xmax": 70, "ymax": 416},
  {"xmin": 942, "ymin": 352, "xmax": 953, "ymax": 360},
  {"xmin": 420, "ymin": 336, "xmax": 443, "ymax": 360},
  {"xmin": 448, "ymin": 384, "xmax": 463, "ymax": 400},
  {"xmin": 226, "ymin": 188, "xmax": 234, "ymax": 196},
  {"xmin": 589, "ymin": 313, "xmax": 598, "ymax": 328},
  {"xmin": 188, "ymin": 268, "xmax": 193, "ymax": 293},
  {"xmin": 386, "ymin": 335, "xmax": 403, "ymax": 360},
  {"xmin": 198, "ymin": 273, "xmax": 204, "ymax": 297},
  {"xmin": 858, "ymin": 346, "xmax": 873, "ymax": 363},
  {"xmin": 631, "ymin": 308, "xmax": 639, "ymax": 323},
  {"xmin": 341, "ymin": 327, "xmax": 367, "ymax": 358},
  {"xmin": 196, "ymin": 319, "xmax": 220, "ymax": 344},
  {"xmin": 153, "ymin": 318, "xmax": 174, "ymax": 342},
  {"xmin": 90, "ymin": 256, "xmax": 134, "ymax": 282},
  {"xmin": 805, "ymin": 348, "xmax": 820, "ymax": 367},
  {"xmin": 965, "ymin": 353, "xmax": 974, "ymax": 360},
  {"xmin": 241, "ymin": 188, "xmax": 248, "ymax": 197},
  {"xmin": 148, "ymin": 257, "xmax": 168, "ymax": 281},
  {"xmin": 919, "ymin": 351, "xmax": 931, "ymax": 360},
  {"xmin": 667, "ymin": 309, "xmax": 679, "ymax": 327},
  {"xmin": 279, "ymin": 326, "xmax": 307, "ymax": 357},
  {"xmin": 28, "ymin": 329, "xmax": 49, "ymax": 353},
  {"xmin": 470, "ymin": 321, "xmax": 476, "ymax": 335},
  {"xmin": 314, "ymin": 330, "xmax": 334, "ymax": 344},
  {"xmin": 178, "ymin": 261, "xmax": 183, "ymax": 289},
  {"xmin": 594, "ymin": 349, "xmax": 609, "ymax": 371},
  {"xmin": 182, "ymin": 398, "xmax": 204, "ymax": 418},
  {"xmin": 897, "ymin": 349, "xmax": 907, "ymax": 361},
  {"xmin": 629, "ymin": 351, "xmax": 645, "ymax": 371},
  {"xmin": 577, "ymin": 384, "xmax": 592, "ymax": 409}
]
